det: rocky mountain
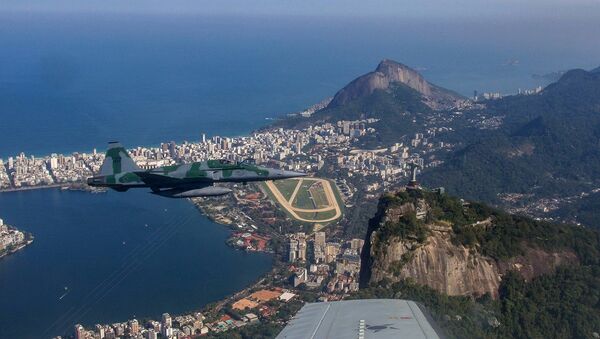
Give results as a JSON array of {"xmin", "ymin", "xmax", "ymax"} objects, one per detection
[
  {"xmin": 359, "ymin": 189, "xmax": 596, "ymax": 298},
  {"xmin": 328, "ymin": 59, "xmax": 464, "ymax": 110},
  {"xmin": 275, "ymin": 59, "xmax": 466, "ymax": 148},
  {"xmin": 357, "ymin": 189, "xmax": 600, "ymax": 338}
]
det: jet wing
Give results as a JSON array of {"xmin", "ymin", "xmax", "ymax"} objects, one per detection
[
  {"xmin": 134, "ymin": 172, "xmax": 185, "ymax": 186},
  {"xmin": 134, "ymin": 171, "xmax": 214, "ymax": 187}
]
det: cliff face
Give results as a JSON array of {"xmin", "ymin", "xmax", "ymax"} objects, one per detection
[
  {"xmin": 375, "ymin": 59, "xmax": 432, "ymax": 95},
  {"xmin": 369, "ymin": 227, "xmax": 503, "ymax": 297},
  {"xmin": 328, "ymin": 59, "xmax": 462, "ymax": 109},
  {"xmin": 360, "ymin": 191, "xmax": 579, "ymax": 299}
]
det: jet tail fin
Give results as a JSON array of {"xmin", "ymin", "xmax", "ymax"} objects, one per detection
[{"xmin": 99, "ymin": 142, "xmax": 141, "ymax": 175}]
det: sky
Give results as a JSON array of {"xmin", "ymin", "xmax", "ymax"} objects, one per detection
[{"xmin": 2, "ymin": 0, "xmax": 600, "ymax": 19}]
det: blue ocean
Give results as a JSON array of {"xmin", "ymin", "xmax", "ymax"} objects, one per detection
[
  {"xmin": 1, "ymin": 13, "xmax": 599, "ymax": 157},
  {"xmin": 0, "ymin": 12, "xmax": 599, "ymax": 338}
]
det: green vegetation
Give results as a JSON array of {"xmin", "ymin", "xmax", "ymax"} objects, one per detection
[
  {"xmin": 308, "ymin": 183, "xmax": 329, "ymax": 208},
  {"xmin": 354, "ymin": 265, "xmax": 600, "ymax": 339},
  {"xmin": 360, "ymin": 189, "xmax": 600, "ymax": 338},
  {"xmin": 207, "ymin": 323, "xmax": 283, "ymax": 339},
  {"xmin": 277, "ymin": 83, "xmax": 432, "ymax": 148},
  {"xmin": 424, "ymin": 69, "xmax": 600, "ymax": 222},
  {"xmin": 273, "ymin": 179, "xmax": 299, "ymax": 201},
  {"xmin": 376, "ymin": 213, "xmax": 429, "ymax": 247},
  {"xmin": 373, "ymin": 189, "xmax": 600, "ymax": 262},
  {"xmin": 292, "ymin": 182, "xmax": 315, "ymax": 209},
  {"xmin": 557, "ymin": 191, "xmax": 600, "ymax": 229},
  {"xmin": 313, "ymin": 209, "xmax": 338, "ymax": 220},
  {"xmin": 296, "ymin": 211, "xmax": 317, "ymax": 219}
]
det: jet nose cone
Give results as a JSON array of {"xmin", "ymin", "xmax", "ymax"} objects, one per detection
[{"xmin": 86, "ymin": 177, "xmax": 95, "ymax": 186}]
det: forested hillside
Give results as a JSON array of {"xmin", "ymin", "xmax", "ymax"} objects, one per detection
[
  {"xmin": 424, "ymin": 68, "xmax": 600, "ymax": 211},
  {"xmin": 357, "ymin": 189, "xmax": 600, "ymax": 339}
]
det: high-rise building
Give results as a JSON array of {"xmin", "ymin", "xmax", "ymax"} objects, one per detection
[
  {"xmin": 74, "ymin": 324, "xmax": 86, "ymax": 339},
  {"xmin": 315, "ymin": 232, "xmax": 326, "ymax": 248},
  {"xmin": 288, "ymin": 238, "xmax": 298, "ymax": 262},
  {"xmin": 94, "ymin": 324, "xmax": 105, "ymax": 338},
  {"xmin": 325, "ymin": 243, "xmax": 340, "ymax": 263},
  {"xmin": 162, "ymin": 325, "xmax": 173, "ymax": 338},
  {"xmin": 350, "ymin": 239, "xmax": 365, "ymax": 254},
  {"xmin": 49, "ymin": 156, "xmax": 58, "ymax": 169},
  {"xmin": 146, "ymin": 329, "xmax": 158, "ymax": 339},
  {"xmin": 342, "ymin": 121, "xmax": 351, "ymax": 135},
  {"xmin": 298, "ymin": 239, "xmax": 307, "ymax": 261},
  {"xmin": 314, "ymin": 232, "xmax": 326, "ymax": 263},
  {"xmin": 129, "ymin": 319, "xmax": 139, "ymax": 334},
  {"xmin": 113, "ymin": 324, "xmax": 125, "ymax": 336},
  {"xmin": 104, "ymin": 327, "xmax": 116, "ymax": 339},
  {"xmin": 162, "ymin": 313, "xmax": 172, "ymax": 328},
  {"xmin": 293, "ymin": 268, "xmax": 308, "ymax": 287},
  {"xmin": 288, "ymin": 233, "xmax": 307, "ymax": 262},
  {"xmin": 168, "ymin": 142, "xmax": 177, "ymax": 158}
]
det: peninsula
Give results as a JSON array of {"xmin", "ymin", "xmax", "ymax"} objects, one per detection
[{"xmin": 0, "ymin": 218, "xmax": 33, "ymax": 259}]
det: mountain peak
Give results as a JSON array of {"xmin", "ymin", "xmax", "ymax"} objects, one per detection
[
  {"xmin": 376, "ymin": 59, "xmax": 410, "ymax": 71},
  {"xmin": 542, "ymin": 68, "xmax": 600, "ymax": 96},
  {"xmin": 328, "ymin": 59, "xmax": 462, "ymax": 109}
]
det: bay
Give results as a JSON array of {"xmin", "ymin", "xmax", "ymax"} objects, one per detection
[{"xmin": 0, "ymin": 189, "xmax": 272, "ymax": 338}]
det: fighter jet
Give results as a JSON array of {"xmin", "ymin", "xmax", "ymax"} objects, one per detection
[{"xmin": 87, "ymin": 142, "xmax": 306, "ymax": 198}]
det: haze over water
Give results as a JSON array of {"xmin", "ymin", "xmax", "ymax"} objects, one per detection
[
  {"xmin": 1, "ymin": 10, "xmax": 600, "ymax": 339},
  {"xmin": 1, "ymin": 12, "xmax": 599, "ymax": 157}
]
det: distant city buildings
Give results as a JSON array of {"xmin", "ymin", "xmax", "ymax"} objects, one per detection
[
  {"xmin": 518, "ymin": 86, "xmax": 543, "ymax": 96},
  {"xmin": 0, "ymin": 218, "xmax": 31, "ymax": 258},
  {"xmin": 0, "ymin": 115, "xmax": 453, "ymax": 206},
  {"xmin": 68, "ymin": 312, "xmax": 206, "ymax": 339},
  {"xmin": 482, "ymin": 92, "xmax": 502, "ymax": 100}
]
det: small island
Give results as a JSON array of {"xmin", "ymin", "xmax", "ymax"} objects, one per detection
[{"xmin": 0, "ymin": 218, "xmax": 33, "ymax": 259}]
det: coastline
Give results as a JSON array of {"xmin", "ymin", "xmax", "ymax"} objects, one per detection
[
  {"xmin": 0, "ymin": 184, "xmax": 66, "ymax": 193},
  {"xmin": 0, "ymin": 238, "xmax": 34, "ymax": 260},
  {"xmin": 0, "ymin": 188, "xmax": 277, "ymax": 338},
  {"xmin": 0, "ymin": 103, "xmax": 315, "ymax": 337},
  {"xmin": 0, "ymin": 184, "xmax": 106, "ymax": 194}
]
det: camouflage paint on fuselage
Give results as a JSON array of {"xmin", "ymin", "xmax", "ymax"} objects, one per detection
[{"xmin": 87, "ymin": 142, "xmax": 305, "ymax": 197}]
